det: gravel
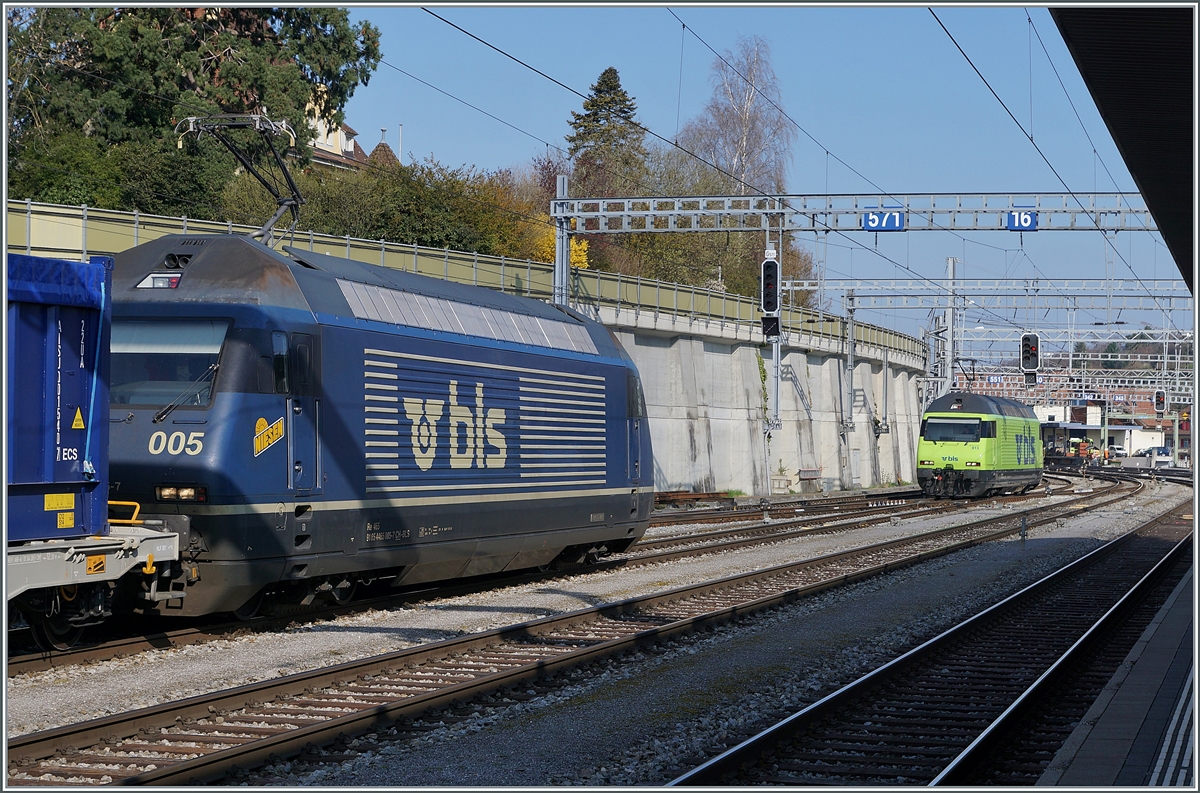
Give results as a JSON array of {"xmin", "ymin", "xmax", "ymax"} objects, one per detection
[{"xmin": 6, "ymin": 481, "xmax": 1189, "ymax": 786}]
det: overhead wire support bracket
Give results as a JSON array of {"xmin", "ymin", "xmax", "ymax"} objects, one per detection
[
  {"xmin": 550, "ymin": 192, "xmax": 1159, "ymax": 234},
  {"xmin": 175, "ymin": 114, "xmax": 305, "ymax": 246}
]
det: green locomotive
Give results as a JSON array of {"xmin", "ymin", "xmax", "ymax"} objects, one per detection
[{"xmin": 916, "ymin": 392, "xmax": 1043, "ymax": 498}]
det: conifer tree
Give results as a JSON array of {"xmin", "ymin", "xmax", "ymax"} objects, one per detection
[{"xmin": 565, "ymin": 67, "xmax": 647, "ymax": 197}]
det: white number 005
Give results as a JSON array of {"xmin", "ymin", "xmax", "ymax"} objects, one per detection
[{"xmin": 148, "ymin": 431, "xmax": 205, "ymax": 456}]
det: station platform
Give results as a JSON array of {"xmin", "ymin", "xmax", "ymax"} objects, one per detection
[{"xmin": 1038, "ymin": 566, "xmax": 1194, "ymax": 786}]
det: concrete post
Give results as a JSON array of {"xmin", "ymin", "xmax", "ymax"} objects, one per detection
[
  {"xmin": 1173, "ymin": 412, "xmax": 1180, "ymax": 466},
  {"xmin": 843, "ymin": 290, "xmax": 856, "ymax": 434},
  {"xmin": 881, "ymin": 348, "xmax": 890, "ymax": 433}
]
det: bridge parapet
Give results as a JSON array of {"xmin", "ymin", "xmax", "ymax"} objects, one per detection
[{"xmin": 7, "ymin": 199, "xmax": 925, "ymax": 369}]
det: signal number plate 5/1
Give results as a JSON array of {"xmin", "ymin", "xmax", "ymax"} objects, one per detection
[{"xmin": 862, "ymin": 211, "xmax": 904, "ymax": 231}]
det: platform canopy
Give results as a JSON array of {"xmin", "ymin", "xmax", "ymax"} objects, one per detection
[{"xmin": 1051, "ymin": 7, "xmax": 1195, "ymax": 292}]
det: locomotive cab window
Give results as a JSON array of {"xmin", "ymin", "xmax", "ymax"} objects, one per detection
[
  {"xmin": 626, "ymin": 373, "xmax": 645, "ymax": 418},
  {"xmin": 922, "ymin": 418, "xmax": 981, "ymax": 443},
  {"xmin": 110, "ymin": 320, "xmax": 228, "ymax": 406},
  {"xmin": 271, "ymin": 331, "xmax": 289, "ymax": 394}
]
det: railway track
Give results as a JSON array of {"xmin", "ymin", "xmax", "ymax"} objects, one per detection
[
  {"xmin": 650, "ymin": 475, "xmax": 1074, "ymax": 528},
  {"xmin": 649, "ymin": 489, "xmax": 922, "ymax": 527},
  {"xmin": 5, "ymin": 476, "xmax": 1143, "ymax": 785},
  {"xmin": 5, "ymin": 478, "xmax": 1074, "ymax": 676},
  {"xmin": 669, "ymin": 501, "xmax": 1193, "ymax": 786}
]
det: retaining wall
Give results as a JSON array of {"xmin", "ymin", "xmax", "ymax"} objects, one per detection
[{"xmin": 8, "ymin": 200, "xmax": 928, "ymax": 495}]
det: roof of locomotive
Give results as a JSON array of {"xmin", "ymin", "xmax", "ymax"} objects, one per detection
[
  {"xmin": 276, "ymin": 244, "xmax": 591, "ymax": 328},
  {"xmin": 113, "ymin": 234, "xmax": 311, "ymax": 311},
  {"xmin": 112, "ymin": 234, "xmax": 622, "ymax": 358},
  {"xmin": 924, "ymin": 392, "xmax": 1037, "ymax": 419}
]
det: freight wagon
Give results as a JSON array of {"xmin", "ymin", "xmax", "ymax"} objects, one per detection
[{"xmin": 7, "ymin": 253, "xmax": 180, "ymax": 651}]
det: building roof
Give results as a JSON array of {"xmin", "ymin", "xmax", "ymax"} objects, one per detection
[
  {"xmin": 310, "ymin": 137, "xmax": 369, "ymax": 170},
  {"xmin": 368, "ymin": 141, "xmax": 399, "ymax": 166}
]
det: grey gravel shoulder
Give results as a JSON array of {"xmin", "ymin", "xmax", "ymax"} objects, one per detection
[{"xmin": 264, "ymin": 485, "xmax": 1188, "ymax": 786}]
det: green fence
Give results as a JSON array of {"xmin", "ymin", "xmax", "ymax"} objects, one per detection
[{"xmin": 7, "ymin": 199, "xmax": 925, "ymax": 359}]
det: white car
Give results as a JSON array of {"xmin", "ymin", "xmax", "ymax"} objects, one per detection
[{"xmin": 1108, "ymin": 445, "xmax": 1128, "ymax": 458}]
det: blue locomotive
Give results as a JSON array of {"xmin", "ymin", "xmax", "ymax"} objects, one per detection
[{"xmin": 107, "ymin": 234, "xmax": 654, "ymax": 618}]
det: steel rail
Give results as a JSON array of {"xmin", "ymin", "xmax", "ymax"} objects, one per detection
[
  {"xmin": 2, "ymin": 495, "xmax": 966, "ymax": 676},
  {"xmin": 4, "ymin": 479, "xmax": 1078, "ymax": 676},
  {"xmin": 931, "ymin": 531, "xmax": 1194, "ymax": 785},
  {"xmin": 5, "ymin": 479, "xmax": 1139, "ymax": 785},
  {"xmin": 650, "ymin": 489, "xmax": 923, "ymax": 527},
  {"xmin": 668, "ymin": 496, "xmax": 1187, "ymax": 786}
]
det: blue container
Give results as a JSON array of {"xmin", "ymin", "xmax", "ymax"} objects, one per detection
[{"xmin": 7, "ymin": 253, "xmax": 113, "ymax": 542}]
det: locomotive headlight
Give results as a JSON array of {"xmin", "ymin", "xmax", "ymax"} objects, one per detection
[
  {"xmin": 919, "ymin": 460, "xmax": 935, "ymax": 466},
  {"xmin": 136, "ymin": 273, "xmax": 182, "ymax": 289},
  {"xmin": 156, "ymin": 485, "xmax": 207, "ymax": 501},
  {"xmin": 965, "ymin": 461, "xmax": 981, "ymax": 467}
]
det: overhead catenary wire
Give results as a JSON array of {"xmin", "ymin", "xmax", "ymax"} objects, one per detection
[
  {"xmin": 667, "ymin": 7, "xmax": 1121, "ymax": 335},
  {"xmin": 425, "ymin": 7, "xmax": 1030, "ymax": 331},
  {"xmin": 929, "ymin": 8, "xmax": 1180, "ymax": 332},
  {"xmin": 23, "ymin": 16, "xmax": 1178, "ymax": 342},
  {"xmin": 24, "ymin": 56, "xmax": 687, "ymax": 280}
]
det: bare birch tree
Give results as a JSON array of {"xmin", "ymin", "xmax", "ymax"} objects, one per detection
[{"xmin": 680, "ymin": 35, "xmax": 795, "ymax": 195}]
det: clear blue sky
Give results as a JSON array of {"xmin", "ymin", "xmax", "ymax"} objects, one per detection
[{"xmin": 340, "ymin": 5, "xmax": 1185, "ymax": 338}]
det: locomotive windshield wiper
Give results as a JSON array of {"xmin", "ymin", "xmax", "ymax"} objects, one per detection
[{"xmin": 152, "ymin": 364, "xmax": 219, "ymax": 424}]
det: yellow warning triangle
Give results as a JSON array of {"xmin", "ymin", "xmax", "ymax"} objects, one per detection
[{"xmin": 71, "ymin": 407, "xmax": 85, "ymax": 430}]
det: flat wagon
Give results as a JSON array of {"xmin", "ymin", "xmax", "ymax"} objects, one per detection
[{"xmin": 7, "ymin": 253, "xmax": 178, "ymax": 650}]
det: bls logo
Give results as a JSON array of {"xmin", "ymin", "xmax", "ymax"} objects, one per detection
[
  {"xmin": 402, "ymin": 380, "xmax": 507, "ymax": 472},
  {"xmin": 1014, "ymin": 433, "xmax": 1037, "ymax": 466}
]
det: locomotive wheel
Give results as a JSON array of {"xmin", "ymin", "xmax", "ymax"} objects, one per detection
[
  {"xmin": 28, "ymin": 618, "xmax": 85, "ymax": 653},
  {"xmin": 232, "ymin": 589, "xmax": 266, "ymax": 621}
]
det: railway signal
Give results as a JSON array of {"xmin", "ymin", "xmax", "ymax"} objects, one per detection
[
  {"xmin": 1154, "ymin": 389, "xmax": 1167, "ymax": 413},
  {"xmin": 1019, "ymin": 333, "xmax": 1040, "ymax": 372},
  {"xmin": 760, "ymin": 256, "xmax": 780, "ymax": 314}
]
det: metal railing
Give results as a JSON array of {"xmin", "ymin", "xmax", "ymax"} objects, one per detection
[{"xmin": 7, "ymin": 199, "xmax": 926, "ymax": 360}]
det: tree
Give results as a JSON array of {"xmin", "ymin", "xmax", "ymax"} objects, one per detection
[
  {"xmin": 7, "ymin": 7, "xmax": 381, "ymax": 216},
  {"xmin": 221, "ymin": 155, "xmax": 560, "ymax": 262},
  {"xmin": 1101, "ymin": 341, "xmax": 1125, "ymax": 370},
  {"xmin": 565, "ymin": 67, "xmax": 648, "ymax": 198},
  {"xmin": 678, "ymin": 35, "xmax": 795, "ymax": 195}
]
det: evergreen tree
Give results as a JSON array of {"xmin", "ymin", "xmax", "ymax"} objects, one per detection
[
  {"xmin": 565, "ymin": 67, "xmax": 648, "ymax": 198},
  {"xmin": 7, "ymin": 7, "xmax": 380, "ymax": 217}
]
